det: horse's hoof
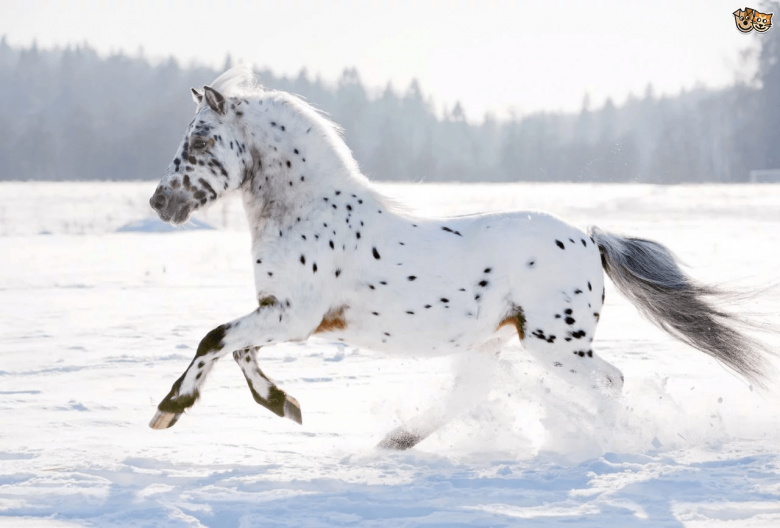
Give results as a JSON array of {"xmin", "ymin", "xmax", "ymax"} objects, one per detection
[
  {"xmin": 284, "ymin": 395, "xmax": 303, "ymax": 425},
  {"xmin": 149, "ymin": 410, "xmax": 182, "ymax": 430},
  {"xmin": 377, "ymin": 427, "xmax": 424, "ymax": 450}
]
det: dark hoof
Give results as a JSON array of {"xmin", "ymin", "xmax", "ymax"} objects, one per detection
[{"xmin": 377, "ymin": 427, "xmax": 425, "ymax": 450}]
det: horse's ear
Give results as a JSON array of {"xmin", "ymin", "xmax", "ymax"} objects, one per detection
[
  {"xmin": 203, "ymin": 86, "xmax": 226, "ymax": 115},
  {"xmin": 191, "ymin": 88, "xmax": 203, "ymax": 105}
]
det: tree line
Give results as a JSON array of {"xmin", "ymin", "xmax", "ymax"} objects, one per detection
[{"xmin": 0, "ymin": 19, "xmax": 778, "ymax": 183}]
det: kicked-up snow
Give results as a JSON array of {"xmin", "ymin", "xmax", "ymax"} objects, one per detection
[{"xmin": 1, "ymin": 181, "xmax": 779, "ymax": 527}]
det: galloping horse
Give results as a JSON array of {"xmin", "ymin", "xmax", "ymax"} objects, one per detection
[{"xmin": 148, "ymin": 68, "xmax": 772, "ymax": 449}]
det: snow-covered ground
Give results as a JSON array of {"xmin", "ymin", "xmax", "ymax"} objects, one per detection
[{"xmin": 1, "ymin": 182, "xmax": 780, "ymax": 527}]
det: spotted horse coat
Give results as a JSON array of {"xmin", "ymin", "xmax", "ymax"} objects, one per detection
[{"xmin": 147, "ymin": 68, "xmax": 774, "ymax": 449}]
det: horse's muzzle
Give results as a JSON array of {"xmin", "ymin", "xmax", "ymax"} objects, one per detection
[{"xmin": 150, "ymin": 185, "xmax": 192, "ymax": 225}]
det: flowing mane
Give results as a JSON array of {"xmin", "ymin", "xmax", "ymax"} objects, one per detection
[
  {"xmin": 205, "ymin": 67, "xmax": 365, "ymax": 184},
  {"xmin": 209, "ymin": 66, "xmax": 261, "ymax": 97}
]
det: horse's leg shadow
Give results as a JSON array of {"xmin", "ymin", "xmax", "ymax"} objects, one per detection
[{"xmin": 378, "ymin": 338, "xmax": 504, "ymax": 450}]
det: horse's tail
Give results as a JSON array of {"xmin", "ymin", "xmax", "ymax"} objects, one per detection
[{"xmin": 588, "ymin": 226, "xmax": 775, "ymax": 386}]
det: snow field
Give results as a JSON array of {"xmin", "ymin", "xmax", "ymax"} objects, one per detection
[{"xmin": 1, "ymin": 182, "xmax": 779, "ymax": 527}]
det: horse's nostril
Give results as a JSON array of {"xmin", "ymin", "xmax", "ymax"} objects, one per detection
[{"xmin": 151, "ymin": 193, "xmax": 167, "ymax": 210}]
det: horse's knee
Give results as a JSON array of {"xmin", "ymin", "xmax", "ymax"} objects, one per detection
[
  {"xmin": 196, "ymin": 324, "xmax": 230, "ymax": 357},
  {"xmin": 233, "ymin": 348, "xmax": 252, "ymax": 364}
]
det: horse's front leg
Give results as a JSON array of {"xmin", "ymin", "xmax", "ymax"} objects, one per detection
[
  {"xmin": 149, "ymin": 301, "xmax": 308, "ymax": 429},
  {"xmin": 232, "ymin": 347, "xmax": 302, "ymax": 424}
]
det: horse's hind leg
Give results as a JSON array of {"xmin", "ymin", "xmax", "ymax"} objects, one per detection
[
  {"xmin": 378, "ymin": 337, "xmax": 505, "ymax": 450},
  {"xmin": 233, "ymin": 347, "xmax": 302, "ymax": 424},
  {"xmin": 522, "ymin": 325, "xmax": 624, "ymax": 401},
  {"xmin": 520, "ymin": 331, "xmax": 625, "ymax": 450}
]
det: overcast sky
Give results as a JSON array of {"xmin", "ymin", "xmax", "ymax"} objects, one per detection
[{"xmin": 3, "ymin": 0, "xmax": 766, "ymax": 120}]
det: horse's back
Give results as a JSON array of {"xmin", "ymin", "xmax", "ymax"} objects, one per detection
[
  {"xmin": 414, "ymin": 210, "xmax": 602, "ymax": 281},
  {"xmin": 427, "ymin": 209, "xmax": 605, "ymax": 320}
]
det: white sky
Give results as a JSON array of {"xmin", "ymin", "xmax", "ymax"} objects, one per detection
[{"xmin": 3, "ymin": 0, "xmax": 766, "ymax": 120}]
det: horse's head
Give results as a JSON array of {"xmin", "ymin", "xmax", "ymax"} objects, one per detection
[{"xmin": 150, "ymin": 85, "xmax": 247, "ymax": 224}]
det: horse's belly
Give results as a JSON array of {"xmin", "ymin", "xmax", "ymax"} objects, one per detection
[{"xmin": 315, "ymin": 313, "xmax": 497, "ymax": 358}]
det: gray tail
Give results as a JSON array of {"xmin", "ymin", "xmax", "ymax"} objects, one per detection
[{"xmin": 588, "ymin": 226, "xmax": 775, "ymax": 387}]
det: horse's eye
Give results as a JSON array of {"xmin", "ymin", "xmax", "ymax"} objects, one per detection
[{"xmin": 192, "ymin": 139, "xmax": 207, "ymax": 149}]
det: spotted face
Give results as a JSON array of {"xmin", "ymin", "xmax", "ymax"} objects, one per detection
[
  {"xmin": 753, "ymin": 11, "xmax": 773, "ymax": 32},
  {"xmin": 733, "ymin": 8, "xmax": 754, "ymax": 32},
  {"xmin": 150, "ymin": 86, "xmax": 246, "ymax": 225}
]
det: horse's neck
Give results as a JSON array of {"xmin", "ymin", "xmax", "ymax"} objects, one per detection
[
  {"xmin": 237, "ymin": 103, "xmax": 389, "ymax": 240},
  {"xmin": 240, "ymin": 179, "xmax": 394, "ymax": 247}
]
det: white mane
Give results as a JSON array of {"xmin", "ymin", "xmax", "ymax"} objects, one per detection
[
  {"xmin": 206, "ymin": 67, "xmax": 400, "ymax": 212},
  {"xmin": 208, "ymin": 66, "xmax": 261, "ymax": 98},
  {"xmin": 209, "ymin": 67, "xmax": 352, "ymax": 164}
]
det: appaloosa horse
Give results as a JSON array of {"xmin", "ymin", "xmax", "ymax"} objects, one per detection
[{"xmin": 147, "ymin": 68, "xmax": 772, "ymax": 449}]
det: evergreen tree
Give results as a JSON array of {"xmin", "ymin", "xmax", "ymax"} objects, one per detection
[{"xmin": 0, "ymin": 36, "xmax": 776, "ymax": 183}]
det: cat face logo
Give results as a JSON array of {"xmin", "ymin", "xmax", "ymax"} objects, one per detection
[
  {"xmin": 733, "ymin": 8, "xmax": 754, "ymax": 32},
  {"xmin": 734, "ymin": 7, "xmax": 773, "ymax": 33},
  {"xmin": 753, "ymin": 11, "xmax": 773, "ymax": 32}
]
